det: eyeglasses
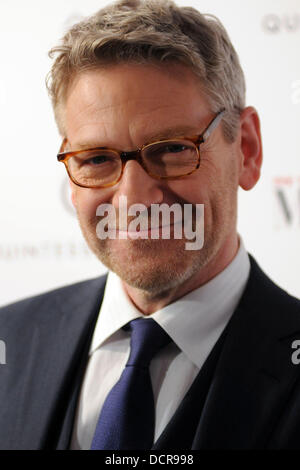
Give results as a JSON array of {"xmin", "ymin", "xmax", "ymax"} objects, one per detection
[{"xmin": 57, "ymin": 109, "xmax": 225, "ymax": 189}]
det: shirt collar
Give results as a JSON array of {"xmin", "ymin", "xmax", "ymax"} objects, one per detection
[{"xmin": 89, "ymin": 237, "xmax": 250, "ymax": 368}]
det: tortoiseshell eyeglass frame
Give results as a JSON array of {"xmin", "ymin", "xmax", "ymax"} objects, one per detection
[{"xmin": 57, "ymin": 109, "xmax": 226, "ymax": 189}]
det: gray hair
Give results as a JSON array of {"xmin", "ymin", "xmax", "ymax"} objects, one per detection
[{"xmin": 46, "ymin": 0, "xmax": 246, "ymax": 141}]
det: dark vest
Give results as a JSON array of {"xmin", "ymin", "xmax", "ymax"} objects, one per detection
[{"xmin": 153, "ymin": 325, "xmax": 228, "ymax": 450}]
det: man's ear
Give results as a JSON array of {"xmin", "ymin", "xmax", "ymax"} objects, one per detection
[{"xmin": 238, "ymin": 106, "xmax": 263, "ymax": 191}]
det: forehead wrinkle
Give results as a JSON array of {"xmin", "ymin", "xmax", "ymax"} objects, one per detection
[
  {"xmin": 78, "ymin": 101, "xmax": 185, "ymax": 120},
  {"xmin": 142, "ymin": 124, "xmax": 201, "ymax": 144},
  {"xmin": 74, "ymin": 123, "xmax": 201, "ymax": 151},
  {"xmin": 67, "ymin": 101, "xmax": 182, "ymax": 140}
]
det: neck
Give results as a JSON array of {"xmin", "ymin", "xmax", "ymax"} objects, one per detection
[{"xmin": 122, "ymin": 232, "xmax": 240, "ymax": 315}]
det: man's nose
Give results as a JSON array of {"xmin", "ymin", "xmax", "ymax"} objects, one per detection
[{"xmin": 111, "ymin": 160, "xmax": 164, "ymax": 209}]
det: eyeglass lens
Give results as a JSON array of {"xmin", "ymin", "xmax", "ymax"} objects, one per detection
[{"xmin": 67, "ymin": 140, "xmax": 199, "ymax": 187}]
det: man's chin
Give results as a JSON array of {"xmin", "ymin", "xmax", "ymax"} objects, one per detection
[
  {"xmin": 87, "ymin": 237, "xmax": 210, "ymax": 297},
  {"xmin": 109, "ymin": 262, "xmax": 195, "ymax": 297}
]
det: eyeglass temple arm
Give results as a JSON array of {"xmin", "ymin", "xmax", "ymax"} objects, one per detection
[{"xmin": 202, "ymin": 109, "xmax": 226, "ymax": 142}]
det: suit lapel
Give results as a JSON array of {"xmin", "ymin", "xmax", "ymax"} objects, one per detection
[
  {"xmin": 2, "ymin": 274, "xmax": 108, "ymax": 449},
  {"xmin": 54, "ymin": 310, "xmax": 99, "ymax": 450},
  {"xmin": 192, "ymin": 256, "xmax": 300, "ymax": 449},
  {"xmin": 45, "ymin": 274, "xmax": 108, "ymax": 449}
]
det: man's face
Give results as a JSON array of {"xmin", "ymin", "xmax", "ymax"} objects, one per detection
[{"xmin": 64, "ymin": 63, "xmax": 243, "ymax": 296}]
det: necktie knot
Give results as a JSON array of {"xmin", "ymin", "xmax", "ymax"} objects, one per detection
[{"xmin": 126, "ymin": 318, "xmax": 171, "ymax": 368}]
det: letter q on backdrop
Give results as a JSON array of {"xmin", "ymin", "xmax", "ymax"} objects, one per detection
[{"xmin": 0, "ymin": 0, "xmax": 299, "ymax": 306}]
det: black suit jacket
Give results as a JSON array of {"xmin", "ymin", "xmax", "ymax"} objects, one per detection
[{"xmin": 0, "ymin": 255, "xmax": 300, "ymax": 450}]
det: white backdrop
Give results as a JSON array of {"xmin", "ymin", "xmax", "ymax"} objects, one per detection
[{"xmin": 0, "ymin": 0, "xmax": 299, "ymax": 306}]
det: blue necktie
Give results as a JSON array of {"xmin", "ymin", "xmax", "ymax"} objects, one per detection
[{"xmin": 90, "ymin": 318, "xmax": 171, "ymax": 450}]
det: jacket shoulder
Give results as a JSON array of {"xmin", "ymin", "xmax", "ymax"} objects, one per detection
[
  {"xmin": 246, "ymin": 255, "xmax": 300, "ymax": 328},
  {"xmin": 0, "ymin": 274, "xmax": 108, "ymax": 324}
]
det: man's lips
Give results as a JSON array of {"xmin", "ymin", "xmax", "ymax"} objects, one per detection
[
  {"xmin": 116, "ymin": 219, "xmax": 182, "ymax": 230},
  {"xmin": 118, "ymin": 224, "xmax": 177, "ymax": 239},
  {"xmin": 104, "ymin": 220, "xmax": 183, "ymax": 237},
  {"xmin": 118, "ymin": 223, "xmax": 177, "ymax": 232}
]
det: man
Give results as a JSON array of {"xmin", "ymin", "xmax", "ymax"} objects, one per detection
[{"xmin": 0, "ymin": 0, "xmax": 300, "ymax": 450}]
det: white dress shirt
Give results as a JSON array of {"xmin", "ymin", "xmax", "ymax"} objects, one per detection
[{"xmin": 70, "ymin": 238, "xmax": 250, "ymax": 450}]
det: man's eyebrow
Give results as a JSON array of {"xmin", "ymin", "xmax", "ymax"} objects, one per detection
[
  {"xmin": 143, "ymin": 125, "xmax": 200, "ymax": 144},
  {"xmin": 75, "ymin": 125, "xmax": 200, "ymax": 150}
]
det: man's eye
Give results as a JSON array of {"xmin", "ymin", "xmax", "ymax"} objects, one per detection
[
  {"xmin": 151, "ymin": 144, "xmax": 187, "ymax": 156},
  {"xmin": 84, "ymin": 155, "xmax": 108, "ymax": 165},
  {"xmin": 165, "ymin": 145, "xmax": 187, "ymax": 153}
]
